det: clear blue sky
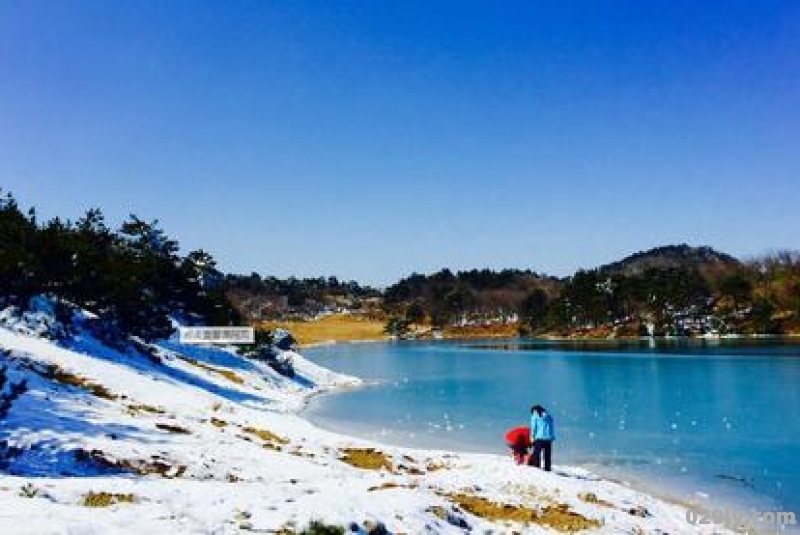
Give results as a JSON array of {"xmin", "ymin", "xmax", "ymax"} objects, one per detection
[{"xmin": 1, "ymin": 1, "xmax": 798, "ymax": 285}]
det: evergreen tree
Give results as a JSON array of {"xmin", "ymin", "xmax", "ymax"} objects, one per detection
[
  {"xmin": 519, "ymin": 288, "xmax": 548, "ymax": 329},
  {"xmin": 720, "ymin": 273, "xmax": 753, "ymax": 310},
  {"xmin": 404, "ymin": 302, "xmax": 426, "ymax": 325},
  {"xmin": 0, "ymin": 192, "xmax": 41, "ymax": 306}
]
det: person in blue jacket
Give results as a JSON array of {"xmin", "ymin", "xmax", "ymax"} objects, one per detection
[{"xmin": 529, "ymin": 404, "xmax": 555, "ymax": 471}]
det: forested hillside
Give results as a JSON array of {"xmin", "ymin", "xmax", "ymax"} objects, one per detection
[
  {"xmin": 382, "ymin": 268, "xmax": 559, "ymax": 329},
  {"xmin": 0, "ymin": 191, "xmax": 238, "ymax": 344},
  {"xmin": 536, "ymin": 246, "xmax": 799, "ymax": 337},
  {"xmin": 382, "ymin": 246, "xmax": 800, "ymax": 338},
  {"xmin": 224, "ymin": 273, "xmax": 381, "ymax": 321}
]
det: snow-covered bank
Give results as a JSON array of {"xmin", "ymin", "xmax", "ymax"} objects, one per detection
[{"xmin": 0, "ymin": 318, "xmax": 731, "ymax": 533}]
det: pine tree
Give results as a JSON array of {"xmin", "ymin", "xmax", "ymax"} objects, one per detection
[{"xmin": 0, "ymin": 191, "xmax": 41, "ymax": 306}]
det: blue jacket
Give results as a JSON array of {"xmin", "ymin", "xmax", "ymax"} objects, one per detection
[{"xmin": 531, "ymin": 412, "xmax": 555, "ymax": 441}]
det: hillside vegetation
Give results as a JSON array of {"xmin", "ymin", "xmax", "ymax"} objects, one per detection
[
  {"xmin": 382, "ymin": 246, "xmax": 800, "ymax": 338},
  {"xmin": 225, "ymin": 273, "xmax": 381, "ymax": 321},
  {"xmin": 0, "ymin": 190, "xmax": 238, "ymax": 345}
]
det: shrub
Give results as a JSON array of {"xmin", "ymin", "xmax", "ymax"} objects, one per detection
[
  {"xmin": 300, "ymin": 520, "xmax": 345, "ymax": 535},
  {"xmin": 18, "ymin": 483, "xmax": 40, "ymax": 498}
]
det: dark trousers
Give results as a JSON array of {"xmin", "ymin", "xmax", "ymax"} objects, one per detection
[
  {"xmin": 509, "ymin": 444, "xmax": 529, "ymax": 465},
  {"xmin": 531, "ymin": 439, "xmax": 553, "ymax": 471}
]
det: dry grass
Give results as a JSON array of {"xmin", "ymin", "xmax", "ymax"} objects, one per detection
[
  {"xmin": 210, "ymin": 417, "xmax": 228, "ymax": 428},
  {"xmin": 578, "ymin": 491, "xmax": 614, "ymax": 508},
  {"xmin": 262, "ymin": 314, "xmax": 387, "ymax": 346},
  {"xmin": 82, "ymin": 491, "xmax": 136, "ymax": 507},
  {"xmin": 288, "ymin": 447, "xmax": 316, "ymax": 459},
  {"xmin": 442, "ymin": 323, "xmax": 519, "ymax": 339},
  {"xmin": 399, "ymin": 464, "xmax": 425, "ymax": 475},
  {"xmin": 179, "ymin": 357, "xmax": 244, "ymax": 384},
  {"xmin": 427, "ymin": 505, "xmax": 448, "ymax": 520},
  {"xmin": 367, "ymin": 481, "xmax": 417, "ymax": 492},
  {"xmin": 537, "ymin": 504, "xmax": 602, "ymax": 532},
  {"xmin": 242, "ymin": 426, "xmax": 289, "ymax": 445},
  {"xmin": 45, "ymin": 365, "xmax": 117, "ymax": 400},
  {"xmin": 126, "ymin": 403, "xmax": 165, "ymax": 415},
  {"xmin": 448, "ymin": 493, "xmax": 537, "ymax": 523},
  {"xmin": 425, "ymin": 461, "xmax": 449, "ymax": 472},
  {"xmin": 448, "ymin": 493, "xmax": 600, "ymax": 532},
  {"xmin": 339, "ymin": 448, "xmax": 394, "ymax": 471},
  {"xmin": 155, "ymin": 423, "xmax": 191, "ymax": 434},
  {"xmin": 76, "ymin": 449, "xmax": 187, "ymax": 478}
]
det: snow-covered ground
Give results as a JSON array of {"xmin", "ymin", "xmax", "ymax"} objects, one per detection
[{"xmin": 0, "ymin": 310, "xmax": 731, "ymax": 534}]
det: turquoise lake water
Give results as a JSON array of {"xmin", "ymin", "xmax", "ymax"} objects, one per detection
[{"xmin": 305, "ymin": 338, "xmax": 800, "ymax": 515}]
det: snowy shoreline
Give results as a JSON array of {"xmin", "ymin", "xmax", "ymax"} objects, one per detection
[
  {"xmin": 301, "ymin": 376, "xmax": 764, "ymax": 525},
  {"xmin": 0, "ymin": 319, "xmax": 735, "ymax": 534}
]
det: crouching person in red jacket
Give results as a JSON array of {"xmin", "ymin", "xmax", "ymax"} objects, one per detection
[{"xmin": 505, "ymin": 425, "xmax": 532, "ymax": 465}]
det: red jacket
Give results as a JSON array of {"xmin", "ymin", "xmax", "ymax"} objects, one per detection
[{"xmin": 505, "ymin": 426, "xmax": 532, "ymax": 448}]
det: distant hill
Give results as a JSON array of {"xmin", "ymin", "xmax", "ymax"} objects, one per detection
[
  {"xmin": 380, "ymin": 245, "xmax": 799, "ymax": 337},
  {"xmin": 382, "ymin": 247, "xmax": 742, "ymax": 326},
  {"xmin": 224, "ymin": 274, "xmax": 382, "ymax": 321},
  {"xmin": 382, "ymin": 268, "xmax": 560, "ymax": 327},
  {"xmin": 598, "ymin": 244, "xmax": 741, "ymax": 276}
]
